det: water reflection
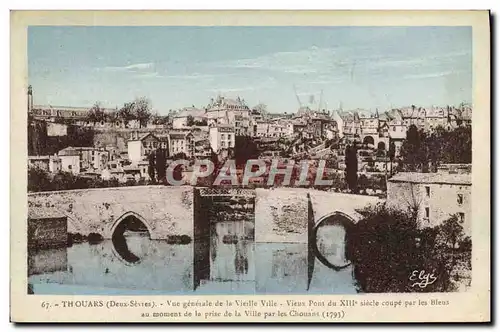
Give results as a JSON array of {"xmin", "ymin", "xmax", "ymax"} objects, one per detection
[
  {"xmin": 312, "ymin": 213, "xmax": 353, "ymax": 271},
  {"xmin": 255, "ymin": 243, "xmax": 308, "ymax": 293},
  {"xmin": 210, "ymin": 221, "xmax": 255, "ymax": 282},
  {"xmin": 111, "ymin": 215, "xmax": 150, "ymax": 264},
  {"xmin": 28, "ymin": 233, "xmax": 357, "ymax": 295},
  {"xmin": 28, "ymin": 200, "xmax": 358, "ymax": 295},
  {"xmin": 28, "ymin": 235, "xmax": 193, "ymax": 294}
]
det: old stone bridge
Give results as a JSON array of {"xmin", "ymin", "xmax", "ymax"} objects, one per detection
[
  {"xmin": 28, "ymin": 186, "xmax": 380, "ymax": 243},
  {"xmin": 27, "ymin": 186, "xmax": 383, "ymax": 242}
]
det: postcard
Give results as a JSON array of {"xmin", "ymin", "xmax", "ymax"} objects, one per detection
[{"xmin": 10, "ymin": 10, "xmax": 490, "ymax": 323}]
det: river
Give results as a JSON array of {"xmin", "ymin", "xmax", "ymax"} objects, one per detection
[{"xmin": 28, "ymin": 224, "xmax": 358, "ymax": 295}]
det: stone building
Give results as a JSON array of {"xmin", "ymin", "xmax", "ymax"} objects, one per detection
[
  {"xmin": 28, "ymin": 155, "xmax": 61, "ymax": 173},
  {"xmin": 209, "ymin": 124, "xmax": 235, "ymax": 153},
  {"xmin": 172, "ymin": 107, "xmax": 207, "ymax": 129},
  {"xmin": 127, "ymin": 132, "xmax": 168, "ymax": 163},
  {"xmin": 206, "ymin": 96, "xmax": 251, "ymax": 135},
  {"xmin": 168, "ymin": 131, "xmax": 195, "ymax": 158},
  {"xmin": 386, "ymin": 172, "xmax": 471, "ymax": 236}
]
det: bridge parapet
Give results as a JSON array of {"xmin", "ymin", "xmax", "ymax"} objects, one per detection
[
  {"xmin": 28, "ymin": 186, "xmax": 193, "ymax": 240},
  {"xmin": 27, "ymin": 186, "xmax": 384, "ymax": 241}
]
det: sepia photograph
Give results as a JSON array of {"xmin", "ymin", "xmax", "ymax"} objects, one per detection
[{"xmin": 10, "ymin": 9, "xmax": 490, "ymax": 323}]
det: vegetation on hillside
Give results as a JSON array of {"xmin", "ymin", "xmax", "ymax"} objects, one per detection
[{"xmin": 399, "ymin": 125, "xmax": 472, "ymax": 172}]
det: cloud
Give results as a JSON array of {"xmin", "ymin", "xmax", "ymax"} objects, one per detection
[
  {"xmin": 164, "ymin": 73, "xmax": 217, "ymax": 81},
  {"xmin": 99, "ymin": 62, "xmax": 156, "ymax": 72},
  {"xmin": 404, "ymin": 70, "xmax": 465, "ymax": 80},
  {"xmin": 206, "ymin": 77, "xmax": 277, "ymax": 94},
  {"xmin": 97, "ymin": 62, "xmax": 165, "ymax": 80},
  {"xmin": 206, "ymin": 86, "xmax": 257, "ymax": 93},
  {"xmin": 134, "ymin": 72, "xmax": 164, "ymax": 79},
  {"xmin": 210, "ymin": 46, "xmax": 345, "ymax": 75},
  {"xmin": 370, "ymin": 50, "xmax": 472, "ymax": 69}
]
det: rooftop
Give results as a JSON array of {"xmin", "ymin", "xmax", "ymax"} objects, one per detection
[
  {"xmin": 28, "ymin": 155, "xmax": 57, "ymax": 160},
  {"xmin": 175, "ymin": 107, "xmax": 206, "ymax": 119},
  {"xmin": 128, "ymin": 132, "xmax": 160, "ymax": 142},
  {"xmin": 388, "ymin": 172, "xmax": 471, "ymax": 185},
  {"xmin": 32, "ymin": 105, "xmax": 117, "ymax": 113},
  {"xmin": 58, "ymin": 146, "xmax": 98, "ymax": 156},
  {"xmin": 168, "ymin": 130, "xmax": 194, "ymax": 139}
]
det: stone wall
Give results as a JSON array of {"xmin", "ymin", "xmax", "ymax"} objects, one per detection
[
  {"xmin": 93, "ymin": 128, "xmax": 169, "ymax": 151},
  {"xmin": 28, "ymin": 186, "xmax": 383, "ymax": 242},
  {"xmin": 254, "ymin": 188, "xmax": 383, "ymax": 243},
  {"xmin": 308, "ymin": 191, "xmax": 382, "ymax": 225},
  {"xmin": 254, "ymin": 188, "xmax": 310, "ymax": 244},
  {"xmin": 28, "ymin": 186, "xmax": 193, "ymax": 240},
  {"xmin": 28, "ymin": 217, "xmax": 68, "ymax": 249}
]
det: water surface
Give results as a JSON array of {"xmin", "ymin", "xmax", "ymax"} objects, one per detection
[{"xmin": 28, "ymin": 230, "xmax": 358, "ymax": 295}]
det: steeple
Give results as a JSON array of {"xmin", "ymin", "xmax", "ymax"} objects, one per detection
[{"xmin": 27, "ymin": 85, "xmax": 33, "ymax": 112}]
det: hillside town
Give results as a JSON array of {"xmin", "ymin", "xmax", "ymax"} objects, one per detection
[{"xmin": 27, "ymin": 84, "xmax": 473, "ymax": 229}]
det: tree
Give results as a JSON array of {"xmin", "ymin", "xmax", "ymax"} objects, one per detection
[
  {"xmin": 400, "ymin": 125, "xmax": 428, "ymax": 172},
  {"xmin": 186, "ymin": 115, "xmax": 195, "ymax": 127},
  {"xmin": 133, "ymin": 97, "xmax": 152, "ymax": 128},
  {"xmin": 147, "ymin": 152, "xmax": 156, "ymax": 183},
  {"xmin": 400, "ymin": 125, "xmax": 472, "ymax": 172},
  {"xmin": 253, "ymin": 103, "xmax": 267, "ymax": 114},
  {"xmin": 106, "ymin": 110, "xmax": 119, "ymax": 125},
  {"xmin": 234, "ymin": 136, "xmax": 260, "ymax": 167},
  {"xmin": 150, "ymin": 112, "xmax": 169, "ymax": 126},
  {"xmin": 87, "ymin": 102, "xmax": 106, "ymax": 125},
  {"xmin": 346, "ymin": 205, "xmax": 471, "ymax": 293},
  {"xmin": 28, "ymin": 167, "xmax": 53, "ymax": 192},
  {"xmin": 172, "ymin": 152, "xmax": 188, "ymax": 160},
  {"xmin": 388, "ymin": 140, "xmax": 396, "ymax": 176},
  {"xmin": 345, "ymin": 143, "xmax": 358, "ymax": 192},
  {"xmin": 118, "ymin": 102, "xmax": 135, "ymax": 128},
  {"xmin": 28, "ymin": 120, "xmax": 48, "ymax": 155},
  {"xmin": 155, "ymin": 148, "xmax": 167, "ymax": 182}
]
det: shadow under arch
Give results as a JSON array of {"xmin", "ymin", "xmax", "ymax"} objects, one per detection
[
  {"xmin": 110, "ymin": 211, "xmax": 153, "ymax": 266},
  {"xmin": 312, "ymin": 211, "xmax": 356, "ymax": 272}
]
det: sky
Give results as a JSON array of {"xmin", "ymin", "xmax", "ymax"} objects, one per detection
[{"xmin": 28, "ymin": 26, "xmax": 472, "ymax": 114}]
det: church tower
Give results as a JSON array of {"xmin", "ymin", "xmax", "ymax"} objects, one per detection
[{"xmin": 27, "ymin": 85, "xmax": 33, "ymax": 112}]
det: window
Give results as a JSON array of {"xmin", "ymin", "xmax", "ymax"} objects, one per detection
[
  {"xmin": 425, "ymin": 186, "xmax": 430, "ymax": 197},
  {"xmin": 425, "ymin": 207, "xmax": 430, "ymax": 219},
  {"xmin": 221, "ymin": 134, "xmax": 225, "ymax": 140},
  {"xmin": 457, "ymin": 193, "xmax": 464, "ymax": 205},
  {"xmin": 459, "ymin": 212, "xmax": 465, "ymax": 223},
  {"xmin": 68, "ymin": 165, "xmax": 72, "ymax": 170}
]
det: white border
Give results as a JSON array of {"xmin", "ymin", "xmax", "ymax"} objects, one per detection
[{"xmin": 3, "ymin": 1, "xmax": 497, "ymax": 330}]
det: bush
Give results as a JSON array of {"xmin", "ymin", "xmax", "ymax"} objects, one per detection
[
  {"xmin": 346, "ymin": 205, "xmax": 471, "ymax": 293},
  {"xmin": 166, "ymin": 235, "xmax": 192, "ymax": 245},
  {"xmin": 88, "ymin": 232, "xmax": 104, "ymax": 244}
]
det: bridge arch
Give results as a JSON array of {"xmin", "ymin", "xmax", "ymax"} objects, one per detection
[
  {"xmin": 312, "ymin": 211, "xmax": 356, "ymax": 271},
  {"xmin": 109, "ymin": 211, "xmax": 155, "ymax": 266},
  {"xmin": 109, "ymin": 211, "xmax": 155, "ymax": 239}
]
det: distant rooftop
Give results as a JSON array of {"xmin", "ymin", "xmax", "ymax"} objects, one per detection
[
  {"xmin": 388, "ymin": 172, "xmax": 471, "ymax": 185},
  {"xmin": 58, "ymin": 146, "xmax": 97, "ymax": 156},
  {"xmin": 175, "ymin": 107, "xmax": 206, "ymax": 119},
  {"xmin": 128, "ymin": 132, "xmax": 160, "ymax": 142},
  {"xmin": 32, "ymin": 104, "xmax": 117, "ymax": 113}
]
